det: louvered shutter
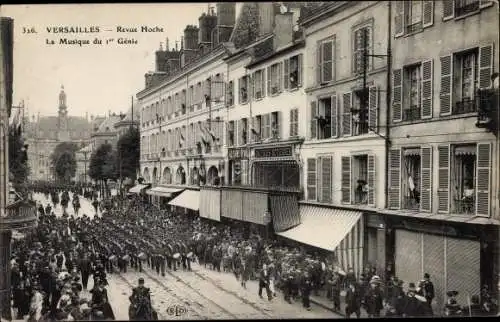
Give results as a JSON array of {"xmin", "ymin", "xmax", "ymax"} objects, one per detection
[
  {"xmin": 331, "ymin": 94, "xmax": 338, "ymax": 138},
  {"xmin": 237, "ymin": 79, "xmax": 241, "ymax": 104},
  {"xmin": 266, "ymin": 114, "xmax": 272, "ymax": 139},
  {"xmin": 476, "ymin": 143, "xmax": 491, "ymax": 216},
  {"xmin": 320, "ymin": 156, "xmax": 332, "ymax": 203},
  {"xmin": 284, "ymin": 58, "xmax": 290, "ymax": 90},
  {"xmin": 420, "ymin": 146, "xmax": 433, "ymax": 212},
  {"xmin": 297, "ymin": 53, "xmax": 303, "ymax": 87},
  {"xmin": 342, "ymin": 92, "xmax": 352, "ymax": 136},
  {"xmin": 226, "ymin": 121, "xmax": 232, "ymax": 147},
  {"xmin": 310, "ymin": 101, "xmax": 317, "ymax": 139},
  {"xmin": 421, "ymin": 59, "xmax": 433, "ymax": 119},
  {"xmin": 367, "ymin": 154, "xmax": 376, "ymax": 206},
  {"xmin": 437, "ymin": 145, "xmax": 450, "ymax": 213},
  {"xmin": 261, "ymin": 70, "xmax": 266, "ymax": 97},
  {"xmin": 341, "ymin": 156, "xmax": 351, "ymax": 204},
  {"xmin": 236, "ymin": 119, "xmax": 241, "ymax": 146},
  {"xmin": 439, "ymin": 55, "xmax": 453, "ymax": 116},
  {"xmin": 478, "ymin": 44, "xmax": 494, "ymax": 89},
  {"xmin": 388, "ymin": 149, "xmax": 401, "ymax": 209},
  {"xmin": 307, "ymin": 158, "xmax": 317, "ymax": 201},
  {"xmin": 294, "ymin": 109, "xmax": 299, "ymax": 137},
  {"xmin": 267, "ymin": 66, "xmax": 272, "ymax": 96},
  {"xmin": 368, "ymin": 86, "xmax": 378, "ymax": 130},
  {"xmin": 252, "ymin": 72, "xmax": 257, "ymax": 100},
  {"xmin": 278, "ymin": 62, "xmax": 283, "ymax": 93},
  {"xmin": 422, "ymin": 1, "xmax": 434, "ymax": 28},
  {"xmin": 442, "ymin": 0, "xmax": 454, "ymax": 21},
  {"xmin": 275, "ymin": 111, "xmax": 282, "ymax": 139},
  {"xmin": 394, "ymin": 1, "xmax": 404, "ymax": 37},
  {"xmin": 316, "ymin": 41, "xmax": 321, "ymax": 85},
  {"xmin": 392, "ymin": 69, "xmax": 403, "ymax": 122}
]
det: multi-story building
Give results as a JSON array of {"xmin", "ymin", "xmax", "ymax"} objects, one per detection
[{"xmin": 380, "ymin": 0, "xmax": 499, "ymax": 310}]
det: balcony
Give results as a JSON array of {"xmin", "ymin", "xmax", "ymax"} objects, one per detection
[
  {"xmin": 403, "ymin": 106, "xmax": 421, "ymax": 122},
  {"xmin": 476, "ymin": 88, "xmax": 499, "ymax": 133},
  {"xmin": 353, "ymin": 190, "xmax": 368, "ymax": 205},
  {"xmin": 454, "ymin": 98, "xmax": 477, "ymax": 115},
  {"xmin": 402, "ymin": 196, "xmax": 420, "ymax": 211},
  {"xmin": 0, "ymin": 200, "xmax": 38, "ymax": 232},
  {"xmin": 453, "ymin": 198, "xmax": 475, "ymax": 215},
  {"xmin": 405, "ymin": 22, "xmax": 422, "ymax": 34}
]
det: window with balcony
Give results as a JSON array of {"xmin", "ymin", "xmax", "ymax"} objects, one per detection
[
  {"xmin": 315, "ymin": 97, "xmax": 332, "ymax": 139},
  {"xmin": 204, "ymin": 77, "xmax": 212, "ymax": 106},
  {"xmin": 318, "ymin": 38, "xmax": 334, "ymax": 84},
  {"xmin": 352, "ymin": 155, "xmax": 369, "ymax": 204},
  {"xmin": 396, "ymin": 2, "xmax": 434, "ymax": 37},
  {"xmin": 241, "ymin": 118, "xmax": 248, "ymax": 145},
  {"xmin": 253, "ymin": 69, "xmax": 265, "ymax": 99},
  {"xmin": 181, "ymin": 90, "xmax": 186, "ymax": 115},
  {"xmin": 226, "ymin": 81, "xmax": 234, "ymax": 107},
  {"xmin": 402, "ymin": 148, "xmax": 421, "ymax": 210},
  {"xmin": 227, "ymin": 121, "xmax": 235, "ymax": 147},
  {"xmin": 403, "ymin": 63, "xmax": 422, "ymax": 121},
  {"xmin": 454, "ymin": 49, "xmax": 479, "ymax": 115},
  {"xmin": 451, "ymin": 144, "xmax": 476, "ymax": 214},
  {"xmin": 271, "ymin": 111, "xmax": 280, "ymax": 140},
  {"xmin": 406, "ymin": 1, "xmax": 423, "ymax": 33},
  {"xmin": 239, "ymin": 76, "xmax": 249, "ymax": 104},
  {"xmin": 285, "ymin": 54, "xmax": 303, "ymax": 90},
  {"xmin": 268, "ymin": 63, "xmax": 281, "ymax": 95},
  {"xmin": 353, "ymin": 26, "xmax": 371, "ymax": 75},
  {"xmin": 352, "ymin": 89, "xmax": 369, "ymax": 135},
  {"xmin": 251, "ymin": 115, "xmax": 262, "ymax": 142},
  {"xmin": 290, "ymin": 108, "xmax": 299, "ymax": 137}
]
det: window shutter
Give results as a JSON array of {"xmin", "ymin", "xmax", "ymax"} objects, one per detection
[
  {"xmin": 392, "ymin": 69, "xmax": 403, "ymax": 122},
  {"xmin": 367, "ymin": 154, "xmax": 376, "ymax": 206},
  {"xmin": 368, "ymin": 86, "xmax": 378, "ymax": 130},
  {"xmin": 420, "ymin": 146, "xmax": 433, "ymax": 212},
  {"xmin": 437, "ymin": 145, "xmax": 450, "ymax": 213},
  {"xmin": 342, "ymin": 92, "xmax": 352, "ymax": 136},
  {"xmin": 289, "ymin": 109, "xmax": 294, "ymax": 137},
  {"xmin": 442, "ymin": 0, "xmax": 454, "ymax": 21},
  {"xmin": 265, "ymin": 113, "xmax": 271, "ymax": 139},
  {"xmin": 479, "ymin": 44, "xmax": 494, "ymax": 89},
  {"xmin": 267, "ymin": 66, "xmax": 272, "ymax": 95},
  {"xmin": 237, "ymin": 79, "xmax": 241, "ymax": 104},
  {"xmin": 261, "ymin": 70, "xmax": 266, "ymax": 97},
  {"xmin": 439, "ymin": 55, "xmax": 453, "ymax": 116},
  {"xmin": 316, "ymin": 41, "xmax": 322, "ymax": 85},
  {"xmin": 423, "ymin": 1, "xmax": 434, "ymax": 28},
  {"xmin": 388, "ymin": 149, "xmax": 401, "ymax": 209},
  {"xmin": 252, "ymin": 73, "xmax": 257, "ymax": 100},
  {"xmin": 284, "ymin": 58, "xmax": 290, "ymax": 90},
  {"xmin": 421, "ymin": 59, "xmax": 434, "ymax": 119},
  {"xmin": 278, "ymin": 62, "xmax": 284, "ymax": 93},
  {"xmin": 310, "ymin": 101, "xmax": 318, "ymax": 139},
  {"xmin": 306, "ymin": 158, "xmax": 317, "ymax": 201},
  {"xmin": 297, "ymin": 53, "xmax": 303, "ymax": 87},
  {"xmin": 250, "ymin": 116, "xmax": 255, "ymax": 142},
  {"xmin": 341, "ymin": 156, "xmax": 352, "ymax": 204},
  {"xmin": 331, "ymin": 94, "xmax": 338, "ymax": 138},
  {"xmin": 321, "ymin": 156, "xmax": 332, "ymax": 203},
  {"xmin": 395, "ymin": 1, "xmax": 404, "ymax": 37},
  {"xmin": 476, "ymin": 143, "xmax": 491, "ymax": 216}
]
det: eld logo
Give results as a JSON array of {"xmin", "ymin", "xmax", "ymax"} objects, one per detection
[{"xmin": 166, "ymin": 305, "xmax": 187, "ymax": 316}]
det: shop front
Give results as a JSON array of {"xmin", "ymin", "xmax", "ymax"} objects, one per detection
[
  {"xmin": 364, "ymin": 213, "xmax": 388, "ymax": 280},
  {"xmin": 386, "ymin": 213, "xmax": 499, "ymax": 313},
  {"xmin": 227, "ymin": 147, "xmax": 249, "ymax": 186}
]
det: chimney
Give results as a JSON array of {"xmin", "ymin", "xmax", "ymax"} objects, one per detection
[
  {"xmin": 166, "ymin": 38, "xmax": 169, "ymax": 51},
  {"xmin": 198, "ymin": 12, "xmax": 217, "ymax": 47},
  {"xmin": 258, "ymin": 3, "xmax": 276, "ymax": 37},
  {"xmin": 155, "ymin": 49, "xmax": 167, "ymax": 72},
  {"xmin": 273, "ymin": 12, "xmax": 294, "ymax": 50},
  {"xmin": 183, "ymin": 25, "xmax": 199, "ymax": 50},
  {"xmin": 215, "ymin": 3, "xmax": 236, "ymax": 44}
]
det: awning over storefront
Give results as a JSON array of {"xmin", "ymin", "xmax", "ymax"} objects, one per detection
[
  {"xmin": 129, "ymin": 184, "xmax": 148, "ymax": 194},
  {"xmin": 277, "ymin": 205, "xmax": 364, "ymax": 277},
  {"xmin": 146, "ymin": 186, "xmax": 183, "ymax": 198},
  {"xmin": 271, "ymin": 194, "xmax": 300, "ymax": 232},
  {"xmin": 200, "ymin": 187, "xmax": 221, "ymax": 221},
  {"xmin": 168, "ymin": 190, "xmax": 200, "ymax": 211}
]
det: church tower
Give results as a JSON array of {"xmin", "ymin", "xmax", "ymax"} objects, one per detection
[{"xmin": 57, "ymin": 85, "xmax": 70, "ymax": 141}]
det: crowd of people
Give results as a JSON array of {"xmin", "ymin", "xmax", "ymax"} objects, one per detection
[{"xmin": 6, "ymin": 183, "xmax": 498, "ymax": 320}]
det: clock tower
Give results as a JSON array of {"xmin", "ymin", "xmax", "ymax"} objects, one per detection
[{"xmin": 57, "ymin": 85, "xmax": 70, "ymax": 141}]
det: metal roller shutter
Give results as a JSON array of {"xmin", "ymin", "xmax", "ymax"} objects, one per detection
[
  {"xmin": 395, "ymin": 230, "xmax": 422, "ymax": 289},
  {"xmin": 423, "ymin": 234, "xmax": 445, "ymax": 313},
  {"xmin": 445, "ymin": 237, "xmax": 480, "ymax": 305}
]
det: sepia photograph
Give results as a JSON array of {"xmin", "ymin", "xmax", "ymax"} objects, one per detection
[{"xmin": 0, "ymin": 1, "xmax": 499, "ymax": 320}]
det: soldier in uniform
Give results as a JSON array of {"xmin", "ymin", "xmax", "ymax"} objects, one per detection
[{"xmin": 129, "ymin": 277, "xmax": 153, "ymax": 321}]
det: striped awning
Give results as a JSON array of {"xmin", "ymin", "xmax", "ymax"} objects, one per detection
[
  {"xmin": 168, "ymin": 190, "xmax": 200, "ymax": 211},
  {"xmin": 146, "ymin": 186, "xmax": 183, "ymax": 198},
  {"xmin": 455, "ymin": 145, "xmax": 476, "ymax": 156},
  {"xmin": 277, "ymin": 205, "xmax": 364, "ymax": 277},
  {"xmin": 129, "ymin": 184, "xmax": 148, "ymax": 194}
]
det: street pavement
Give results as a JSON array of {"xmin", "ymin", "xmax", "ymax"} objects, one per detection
[{"xmin": 33, "ymin": 192, "xmax": 98, "ymax": 219}]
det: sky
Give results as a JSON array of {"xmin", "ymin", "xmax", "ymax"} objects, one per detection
[{"xmin": 2, "ymin": 3, "xmax": 243, "ymax": 120}]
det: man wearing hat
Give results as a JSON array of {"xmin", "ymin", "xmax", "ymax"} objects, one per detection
[
  {"xmin": 444, "ymin": 290, "xmax": 462, "ymax": 316},
  {"xmin": 363, "ymin": 276, "xmax": 384, "ymax": 318},
  {"xmin": 345, "ymin": 281, "xmax": 362, "ymax": 318},
  {"xmin": 402, "ymin": 282, "xmax": 424, "ymax": 317},
  {"xmin": 422, "ymin": 273, "xmax": 435, "ymax": 306}
]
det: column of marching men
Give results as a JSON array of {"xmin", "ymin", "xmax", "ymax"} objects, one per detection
[{"xmin": 9, "ymin": 182, "xmax": 498, "ymax": 321}]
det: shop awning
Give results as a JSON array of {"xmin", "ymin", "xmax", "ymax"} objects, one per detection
[
  {"xmin": 168, "ymin": 190, "xmax": 200, "ymax": 211},
  {"xmin": 146, "ymin": 186, "xmax": 183, "ymax": 198},
  {"xmin": 455, "ymin": 145, "xmax": 476, "ymax": 156},
  {"xmin": 129, "ymin": 184, "xmax": 148, "ymax": 194},
  {"xmin": 276, "ymin": 205, "xmax": 362, "ymax": 251}
]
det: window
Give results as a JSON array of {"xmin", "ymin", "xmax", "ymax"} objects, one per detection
[
  {"xmin": 167, "ymin": 97, "xmax": 172, "ymax": 119},
  {"xmin": 319, "ymin": 39, "xmax": 334, "ymax": 83},
  {"xmin": 289, "ymin": 108, "xmax": 299, "ymax": 137},
  {"xmin": 316, "ymin": 97, "xmax": 332, "ymax": 139},
  {"xmin": 403, "ymin": 63, "xmax": 422, "ymax": 121},
  {"xmin": 455, "ymin": 0, "xmax": 480, "ymax": 17},
  {"xmin": 353, "ymin": 155, "xmax": 369, "ymax": 204},
  {"xmin": 174, "ymin": 93, "xmax": 179, "ymax": 117},
  {"xmin": 253, "ymin": 69, "xmax": 265, "ymax": 99},
  {"xmin": 288, "ymin": 55, "xmax": 302, "ymax": 89},
  {"xmin": 241, "ymin": 118, "xmax": 248, "ymax": 145},
  {"xmin": 181, "ymin": 90, "xmax": 186, "ymax": 115},
  {"xmin": 239, "ymin": 76, "xmax": 249, "ymax": 104},
  {"xmin": 204, "ymin": 77, "xmax": 212, "ymax": 104},
  {"xmin": 212, "ymin": 74, "xmax": 224, "ymax": 101},
  {"xmin": 268, "ymin": 63, "xmax": 281, "ymax": 95},
  {"xmin": 353, "ymin": 26, "xmax": 371, "ymax": 75},
  {"xmin": 451, "ymin": 144, "xmax": 476, "ymax": 214},
  {"xmin": 271, "ymin": 111, "xmax": 280, "ymax": 139},
  {"xmin": 454, "ymin": 49, "xmax": 479, "ymax": 114},
  {"xmin": 261, "ymin": 114, "xmax": 271, "ymax": 139},
  {"xmin": 252, "ymin": 115, "xmax": 262, "ymax": 141},
  {"xmin": 227, "ymin": 121, "xmax": 235, "ymax": 147},
  {"xmin": 402, "ymin": 148, "xmax": 421, "ymax": 210},
  {"xmin": 188, "ymin": 86, "xmax": 194, "ymax": 111},
  {"xmin": 396, "ymin": 2, "xmax": 433, "ymax": 37},
  {"xmin": 407, "ymin": 1, "xmax": 423, "ymax": 33},
  {"xmin": 226, "ymin": 81, "xmax": 234, "ymax": 106},
  {"xmin": 352, "ymin": 89, "xmax": 369, "ymax": 135}
]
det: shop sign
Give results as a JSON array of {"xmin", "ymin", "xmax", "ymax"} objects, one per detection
[
  {"xmin": 228, "ymin": 148, "xmax": 248, "ymax": 160},
  {"xmin": 402, "ymin": 220, "xmax": 458, "ymax": 237},
  {"xmin": 254, "ymin": 146, "xmax": 292, "ymax": 158}
]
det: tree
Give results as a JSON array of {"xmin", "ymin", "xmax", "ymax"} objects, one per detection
[
  {"xmin": 89, "ymin": 143, "xmax": 117, "ymax": 198},
  {"xmin": 8, "ymin": 124, "xmax": 30, "ymax": 188},
  {"xmin": 50, "ymin": 142, "xmax": 78, "ymax": 183},
  {"xmin": 116, "ymin": 126, "xmax": 140, "ymax": 182}
]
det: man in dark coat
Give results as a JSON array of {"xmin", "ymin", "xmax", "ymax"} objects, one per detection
[
  {"xmin": 422, "ymin": 273, "xmax": 435, "ymax": 306},
  {"xmin": 300, "ymin": 272, "xmax": 313, "ymax": 311},
  {"xmin": 345, "ymin": 281, "xmax": 362, "ymax": 318},
  {"xmin": 258, "ymin": 264, "xmax": 273, "ymax": 301},
  {"xmin": 403, "ymin": 283, "xmax": 424, "ymax": 317},
  {"xmin": 79, "ymin": 254, "xmax": 92, "ymax": 290},
  {"xmin": 363, "ymin": 277, "xmax": 384, "ymax": 318}
]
